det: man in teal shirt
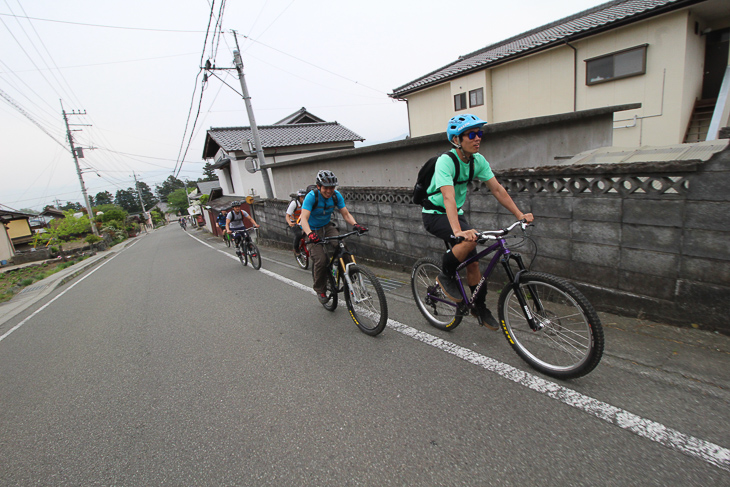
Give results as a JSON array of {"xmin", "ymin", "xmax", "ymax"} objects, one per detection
[{"xmin": 423, "ymin": 114, "xmax": 534, "ymax": 329}]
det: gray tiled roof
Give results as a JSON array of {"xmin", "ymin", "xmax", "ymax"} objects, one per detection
[
  {"xmin": 204, "ymin": 122, "xmax": 363, "ymax": 156},
  {"xmin": 195, "ymin": 180, "xmax": 220, "ymax": 196},
  {"xmin": 390, "ymin": 0, "xmax": 686, "ymax": 97},
  {"xmin": 274, "ymin": 107, "xmax": 325, "ymax": 125}
]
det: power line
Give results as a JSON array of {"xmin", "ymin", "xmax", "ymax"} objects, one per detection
[
  {"xmin": 174, "ymin": 0, "xmax": 220, "ymax": 178},
  {"xmin": 0, "ymin": 51, "xmax": 199, "ymax": 74},
  {"xmin": 0, "ymin": 12, "xmax": 205, "ymax": 33},
  {"xmin": 238, "ymin": 33, "xmax": 387, "ymax": 95},
  {"xmin": 4, "ymin": 1, "xmax": 84, "ymax": 108},
  {"xmin": 0, "ymin": 87, "xmax": 68, "ymax": 150}
]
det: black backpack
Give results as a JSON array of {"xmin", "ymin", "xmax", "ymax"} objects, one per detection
[{"xmin": 412, "ymin": 151, "xmax": 474, "ymax": 212}]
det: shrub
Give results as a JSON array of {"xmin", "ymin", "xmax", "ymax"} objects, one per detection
[{"xmin": 85, "ymin": 235, "xmax": 102, "ymax": 244}]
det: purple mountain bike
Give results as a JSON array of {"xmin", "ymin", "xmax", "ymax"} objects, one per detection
[{"xmin": 411, "ymin": 220, "xmax": 604, "ymax": 379}]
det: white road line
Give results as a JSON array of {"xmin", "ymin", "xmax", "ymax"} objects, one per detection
[
  {"xmin": 192, "ymin": 231, "xmax": 730, "ymax": 472},
  {"xmin": 0, "ymin": 240, "xmax": 139, "ymax": 343}
]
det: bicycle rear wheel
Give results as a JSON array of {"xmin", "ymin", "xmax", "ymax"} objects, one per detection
[
  {"xmin": 295, "ymin": 239, "xmax": 309, "ymax": 269},
  {"xmin": 344, "ymin": 265, "xmax": 388, "ymax": 336},
  {"xmin": 498, "ymin": 272, "xmax": 604, "ymax": 379},
  {"xmin": 411, "ymin": 257, "xmax": 462, "ymax": 331},
  {"xmin": 248, "ymin": 242, "xmax": 262, "ymax": 270},
  {"xmin": 238, "ymin": 243, "xmax": 247, "ymax": 266}
]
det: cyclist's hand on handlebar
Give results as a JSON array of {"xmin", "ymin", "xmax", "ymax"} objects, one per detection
[
  {"xmin": 353, "ymin": 224, "xmax": 368, "ymax": 234},
  {"xmin": 306, "ymin": 232, "xmax": 321, "ymax": 244},
  {"xmin": 454, "ymin": 229, "xmax": 478, "ymax": 242},
  {"xmin": 519, "ymin": 213, "xmax": 534, "ymax": 224}
]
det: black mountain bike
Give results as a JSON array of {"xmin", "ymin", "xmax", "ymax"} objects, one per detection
[
  {"xmin": 315, "ymin": 230, "xmax": 388, "ymax": 336},
  {"xmin": 411, "ymin": 220, "xmax": 604, "ymax": 379},
  {"xmin": 233, "ymin": 228, "xmax": 261, "ymax": 270}
]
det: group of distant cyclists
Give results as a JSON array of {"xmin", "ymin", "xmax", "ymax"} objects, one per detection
[{"xmin": 209, "ymin": 114, "xmax": 532, "ymax": 319}]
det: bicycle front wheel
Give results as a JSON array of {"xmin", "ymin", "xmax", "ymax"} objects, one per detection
[
  {"xmin": 248, "ymin": 243, "xmax": 262, "ymax": 270},
  {"xmin": 225, "ymin": 234, "xmax": 231, "ymax": 247},
  {"xmin": 344, "ymin": 265, "xmax": 388, "ymax": 336},
  {"xmin": 295, "ymin": 241, "xmax": 309, "ymax": 269},
  {"xmin": 411, "ymin": 257, "xmax": 462, "ymax": 331},
  {"xmin": 498, "ymin": 272, "xmax": 604, "ymax": 379}
]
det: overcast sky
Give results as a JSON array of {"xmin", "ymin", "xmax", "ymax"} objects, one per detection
[{"xmin": 1, "ymin": 0, "xmax": 607, "ymax": 212}]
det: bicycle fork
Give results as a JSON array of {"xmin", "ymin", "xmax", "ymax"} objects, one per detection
[
  {"xmin": 340, "ymin": 256, "xmax": 368, "ymax": 304},
  {"xmin": 501, "ymin": 254, "xmax": 544, "ymax": 332}
]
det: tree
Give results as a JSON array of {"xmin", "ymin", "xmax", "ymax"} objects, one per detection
[
  {"xmin": 47, "ymin": 210, "xmax": 92, "ymax": 241},
  {"xmin": 198, "ymin": 162, "xmax": 217, "ymax": 182},
  {"xmin": 115, "ymin": 188, "xmax": 141, "ymax": 213},
  {"xmin": 155, "ymin": 175, "xmax": 185, "ymax": 202},
  {"xmin": 166, "ymin": 187, "xmax": 194, "ymax": 214},
  {"xmin": 60, "ymin": 201, "xmax": 83, "ymax": 211},
  {"xmin": 136, "ymin": 181, "xmax": 159, "ymax": 210},
  {"xmin": 94, "ymin": 191, "xmax": 114, "ymax": 206},
  {"xmin": 19, "ymin": 208, "xmax": 38, "ymax": 215},
  {"xmin": 92, "ymin": 204, "xmax": 127, "ymax": 222}
]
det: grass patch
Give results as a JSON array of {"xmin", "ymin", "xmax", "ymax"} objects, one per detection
[{"xmin": 0, "ymin": 255, "xmax": 90, "ymax": 304}]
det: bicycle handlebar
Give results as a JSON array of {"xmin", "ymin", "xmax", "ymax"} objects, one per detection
[
  {"xmin": 450, "ymin": 220, "xmax": 531, "ymax": 244},
  {"xmin": 315, "ymin": 229, "xmax": 365, "ymax": 243}
]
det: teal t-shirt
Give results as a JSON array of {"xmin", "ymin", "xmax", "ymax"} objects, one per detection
[{"xmin": 423, "ymin": 149, "xmax": 495, "ymax": 215}]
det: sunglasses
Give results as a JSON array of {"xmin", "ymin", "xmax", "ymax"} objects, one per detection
[{"xmin": 466, "ymin": 130, "xmax": 483, "ymax": 140}]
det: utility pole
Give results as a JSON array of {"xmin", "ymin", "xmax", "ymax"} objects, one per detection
[
  {"xmin": 183, "ymin": 180, "xmax": 192, "ymax": 208},
  {"xmin": 61, "ymin": 101, "xmax": 98, "ymax": 235},
  {"xmin": 231, "ymin": 31, "xmax": 274, "ymax": 199},
  {"xmin": 133, "ymin": 171, "xmax": 149, "ymax": 233}
]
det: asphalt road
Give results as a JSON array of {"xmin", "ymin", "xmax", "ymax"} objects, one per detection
[{"xmin": 0, "ymin": 225, "xmax": 728, "ymax": 486}]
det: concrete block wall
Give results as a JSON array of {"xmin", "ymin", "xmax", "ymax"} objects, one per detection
[{"xmin": 252, "ymin": 148, "xmax": 730, "ymax": 334}]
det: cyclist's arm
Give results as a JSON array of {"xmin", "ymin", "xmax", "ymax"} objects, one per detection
[
  {"xmin": 440, "ymin": 185, "xmax": 477, "ymax": 241},
  {"xmin": 225, "ymin": 218, "xmax": 232, "ymax": 233},
  {"xmin": 300, "ymin": 209, "xmax": 312, "ymax": 235},
  {"xmin": 338, "ymin": 206, "xmax": 357, "ymax": 226},
  {"xmin": 484, "ymin": 177, "xmax": 534, "ymax": 223},
  {"xmin": 285, "ymin": 201, "xmax": 297, "ymax": 227}
]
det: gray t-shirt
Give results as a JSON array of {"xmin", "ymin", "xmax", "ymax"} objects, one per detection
[{"xmin": 227, "ymin": 210, "xmax": 250, "ymax": 230}]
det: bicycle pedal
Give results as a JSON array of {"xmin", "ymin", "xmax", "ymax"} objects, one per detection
[{"xmin": 456, "ymin": 303, "xmax": 471, "ymax": 317}]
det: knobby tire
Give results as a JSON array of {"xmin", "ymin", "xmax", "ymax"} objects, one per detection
[
  {"xmin": 344, "ymin": 265, "xmax": 388, "ymax": 336},
  {"xmin": 320, "ymin": 267, "xmax": 338, "ymax": 311},
  {"xmin": 296, "ymin": 239, "xmax": 309, "ymax": 269},
  {"xmin": 248, "ymin": 242, "xmax": 262, "ymax": 270},
  {"xmin": 411, "ymin": 257, "xmax": 462, "ymax": 331},
  {"xmin": 498, "ymin": 272, "xmax": 604, "ymax": 379}
]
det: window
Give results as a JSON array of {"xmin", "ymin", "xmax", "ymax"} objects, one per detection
[
  {"xmin": 586, "ymin": 45, "xmax": 647, "ymax": 85},
  {"xmin": 454, "ymin": 93, "xmax": 467, "ymax": 111},
  {"xmin": 469, "ymin": 88, "xmax": 484, "ymax": 107}
]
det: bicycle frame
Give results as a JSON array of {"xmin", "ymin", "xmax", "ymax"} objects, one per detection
[
  {"xmin": 427, "ymin": 231, "xmax": 543, "ymax": 331},
  {"xmin": 320, "ymin": 231, "xmax": 360, "ymax": 293}
]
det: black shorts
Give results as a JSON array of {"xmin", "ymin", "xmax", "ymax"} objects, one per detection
[{"xmin": 422, "ymin": 212, "xmax": 477, "ymax": 258}]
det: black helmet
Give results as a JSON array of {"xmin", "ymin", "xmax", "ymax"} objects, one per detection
[
  {"xmin": 316, "ymin": 170, "xmax": 338, "ymax": 187},
  {"xmin": 297, "ymin": 188, "xmax": 307, "ymax": 197},
  {"xmin": 231, "ymin": 200, "xmax": 241, "ymax": 207}
]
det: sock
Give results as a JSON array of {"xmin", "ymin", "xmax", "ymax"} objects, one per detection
[{"xmin": 442, "ymin": 250, "xmax": 461, "ymax": 277}]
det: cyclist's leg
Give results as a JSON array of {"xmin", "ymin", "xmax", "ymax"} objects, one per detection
[
  {"xmin": 309, "ymin": 223, "xmax": 338, "ymax": 294},
  {"xmin": 292, "ymin": 227, "xmax": 302, "ymax": 250},
  {"xmin": 308, "ymin": 229, "xmax": 328, "ymax": 294},
  {"xmin": 423, "ymin": 213, "xmax": 477, "ymax": 275}
]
